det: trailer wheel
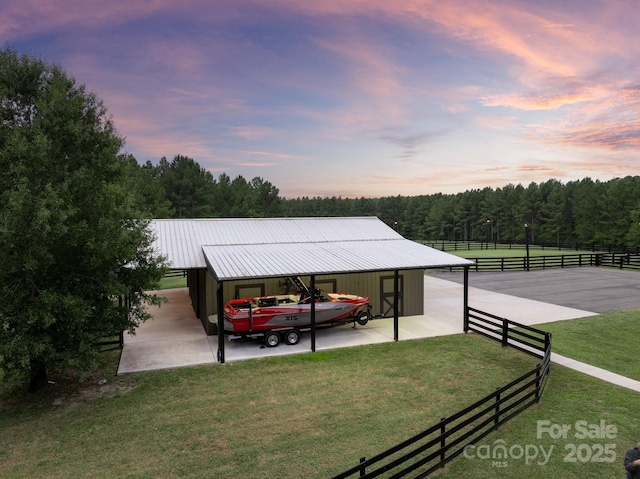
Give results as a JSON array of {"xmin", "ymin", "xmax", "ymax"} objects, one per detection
[
  {"xmin": 264, "ymin": 331, "xmax": 281, "ymax": 347},
  {"xmin": 356, "ymin": 311, "xmax": 369, "ymax": 326},
  {"xmin": 284, "ymin": 329, "xmax": 301, "ymax": 345}
]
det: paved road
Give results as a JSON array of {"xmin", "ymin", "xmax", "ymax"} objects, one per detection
[{"xmin": 431, "ymin": 267, "xmax": 640, "ymax": 313}]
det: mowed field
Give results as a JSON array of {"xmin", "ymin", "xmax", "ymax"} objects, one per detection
[{"xmin": 2, "ymin": 310, "xmax": 640, "ymax": 479}]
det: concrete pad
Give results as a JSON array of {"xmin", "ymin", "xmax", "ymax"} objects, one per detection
[
  {"xmin": 118, "ymin": 337, "xmax": 216, "ymax": 373},
  {"xmin": 211, "ymin": 334, "xmax": 310, "ymax": 362},
  {"xmin": 118, "ymin": 276, "xmax": 598, "ymax": 374},
  {"xmin": 312, "ymin": 323, "xmax": 391, "ymax": 350},
  {"xmin": 215, "ymin": 314, "xmax": 465, "ymax": 362},
  {"xmin": 125, "ymin": 288, "xmax": 205, "ymax": 343},
  {"xmin": 118, "ymin": 288, "xmax": 217, "ymax": 374}
]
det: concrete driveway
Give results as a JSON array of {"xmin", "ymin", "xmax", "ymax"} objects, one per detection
[{"xmin": 431, "ymin": 267, "xmax": 640, "ymax": 313}]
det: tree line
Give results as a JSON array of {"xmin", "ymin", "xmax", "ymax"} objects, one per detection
[
  {"xmin": 128, "ymin": 156, "xmax": 640, "ymax": 247},
  {"xmin": 126, "ymin": 154, "xmax": 282, "ymax": 219}
]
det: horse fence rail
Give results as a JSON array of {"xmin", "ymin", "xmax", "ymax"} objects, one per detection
[
  {"xmin": 438, "ymin": 253, "xmax": 640, "ymax": 272},
  {"xmin": 422, "ymin": 240, "xmax": 640, "ymax": 255},
  {"xmin": 330, "ymin": 308, "xmax": 552, "ymax": 479}
]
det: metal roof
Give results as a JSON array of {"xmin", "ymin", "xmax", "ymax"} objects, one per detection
[{"xmin": 150, "ymin": 217, "xmax": 473, "ymax": 280}]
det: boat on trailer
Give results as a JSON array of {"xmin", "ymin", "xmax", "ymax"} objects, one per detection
[{"xmin": 224, "ymin": 277, "xmax": 371, "ymax": 347}]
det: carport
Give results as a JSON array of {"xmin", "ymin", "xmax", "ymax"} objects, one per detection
[
  {"xmin": 118, "ymin": 274, "xmax": 598, "ymax": 374},
  {"xmin": 149, "ymin": 217, "xmax": 474, "ymax": 363}
]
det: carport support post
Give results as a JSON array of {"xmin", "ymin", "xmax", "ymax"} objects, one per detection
[
  {"xmin": 463, "ymin": 266, "xmax": 469, "ymax": 332},
  {"xmin": 393, "ymin": 270, "xmax": 399, "ymax": 342},
  {"xmin": 217, "ymin": 280, "xmax": 225, "ymax": 364},
  {"xmin": 310, "ymin": 275, "xmax": 316, "ymax": 352}
]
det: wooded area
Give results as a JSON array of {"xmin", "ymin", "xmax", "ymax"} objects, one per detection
[{"xmin": 128, "ymin": 155, "xmax": 640, "ymax": 247}]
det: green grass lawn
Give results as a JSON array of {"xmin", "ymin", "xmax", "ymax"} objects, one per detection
[
  {"xmin": 158, "ymin": 274, "xmax": 187, "ymax": 290},
  {"xmin": 539, "ymin": 309, "xmax": 640, "ymax": 381},
  {"xmin": 436, "ymin": 363, "xmax": 637, "ymax": 478},
  {"xmin": 1, "ymin": 331, "xmax": 638, "ymax": 479}
]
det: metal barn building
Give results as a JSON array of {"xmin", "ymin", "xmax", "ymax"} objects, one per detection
[{"xmin": 149, "ymin": 217, "xmax": 473, "ymax": 362}]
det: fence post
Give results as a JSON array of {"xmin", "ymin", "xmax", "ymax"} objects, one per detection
[
  {"xmin": 463, "ymin": 267, "xmax": 469, "ymax": 333},
  {"xmin": 440, "ymin": 417, "xmax": 446, "ymax": 467},
  {"xmin": 494, "ymin": 388, "xmax": 501, "ymax": 430},
  {"xmin": 536, "ymin": 333, "xmax": 552, "ymax": 401},
  {"xmin": 545, "ymin": 332, "xmax": 551, "ymax": 358},
  {"xmin": 501, "ymin": 318, "xmax": 508, "ymax": 347},
  {"xmin": 359, "ymin": 457, "xmax": 366, "ymax": 477}
]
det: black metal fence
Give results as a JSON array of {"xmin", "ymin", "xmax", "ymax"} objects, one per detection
[
  {"xmin": 438, "ymin": 252, "xmax": 640, "ymax": 272},
  {"xmin": 330, "ymin": 308, "xmax": 551, "ymax": 479},
  {"xmin": 600, "ymin": 253, "xmax": 640, "ymax": 270},
  {"xmin": 99, "ymin": 294, "xmax": 132, "ymax": 349},
  {"xmin": 99, "ymin": 332, "xmax": 124, "ymax": 349},
  {"xmin": 423, "ymin": 240, "xmax": 640, "ymax": 255},
  {"xmin": 164, "ymin": 269, "xmax": 188, "ymax": 278}
]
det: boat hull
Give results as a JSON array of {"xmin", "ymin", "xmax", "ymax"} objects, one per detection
[{"xmin": 224, "ymin": 293, "xmax": 370, "ymax": 333}]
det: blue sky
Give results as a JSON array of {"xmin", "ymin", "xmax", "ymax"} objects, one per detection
[{"xmin": 3, "ymin": 0, "xmax": 640, "ymax": 198}]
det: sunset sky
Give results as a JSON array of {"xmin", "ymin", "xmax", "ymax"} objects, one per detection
[{"xmin": 3, "ymin": 0, "xmax": 640, "ymax": 198}]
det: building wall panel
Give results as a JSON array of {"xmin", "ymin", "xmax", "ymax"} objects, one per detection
[{"xmin": 204, "ymin": 270, "xmax": 425, "ymax": 335}]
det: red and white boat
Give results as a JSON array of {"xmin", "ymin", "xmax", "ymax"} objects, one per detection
[{"xmin": 224, "ymin": 277, "xmax": 371, "ymax": 347}]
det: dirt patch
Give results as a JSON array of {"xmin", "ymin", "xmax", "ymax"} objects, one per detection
[
  {"xmin": 52, "ymin": 379, "xmax": 136, "ymax": 413},
  {"xmin": 0, "ymin": 349, "xmax": 134, "ymax": 412}
]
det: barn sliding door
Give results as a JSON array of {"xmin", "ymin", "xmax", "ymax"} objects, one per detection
[{"xmin": 380, "ymin": 274, "xmax": 403, "ymax": 317}]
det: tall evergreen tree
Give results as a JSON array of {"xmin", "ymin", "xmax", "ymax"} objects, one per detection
[
  {"xmin": 125, "ymin": 156, "xmax": 174, "ymax": 218},
  {"xmin": 158, "ymin": 155, "xmax": 216, "ymax": 218}
]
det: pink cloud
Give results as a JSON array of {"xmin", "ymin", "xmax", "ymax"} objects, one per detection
[
  {"xmin": 1, "ymin": 1, "xmax": 163, "ymax": 39},
  {"xmin": 240, "ymin": 150, "xmax": 312, "ymax": 162},
  {"xmin": 282, "ymin": 0, "xmax": 600, "ymax": 77},
  {"xmin": 314, "ymin": 36, "xmax": 409, "ymax": 128},
  {"xmin": 1, "ymin": 0, "xmax": 249, "ymax": 40},
  {"xmin": 547, "ymin": 118, "xmax": 640, "ymax": 151},
  {"xmin": 475, "ymin": 115, "xmax": 518, "ymax": 130},
  {"xmin": 226, "ymin": 126, "xmax": 280, "ymax": 140},
  {"xmin": 5, "ymin": 1, "xmax": 631, "ymax": 87},
  {"xmin": 480, "ymin": 91, "xmax": 592, "ymax": 111},
  {"xmin": 291, "ymin": 1, "xmax": 632, "ymax": 86},
  {"xmin": 123, "ymin": 131, "xmax": 216, "ymax": 162}
]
